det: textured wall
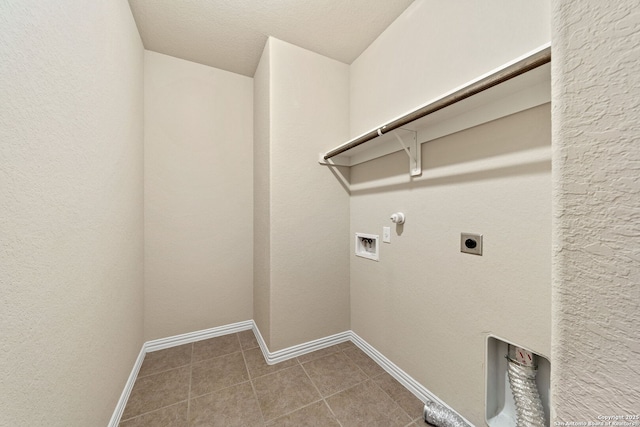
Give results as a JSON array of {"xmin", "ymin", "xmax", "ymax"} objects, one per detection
[
  {"xmin": 551, "ymin": 0, "xmax": 640, "ymax": 420},
  {"xmin": 348, "ymin": 1, "xmax": 551, "ymax": 424},
  {"xmin": 0, "ymin": 1, "xmax": 144, "ymax": 425},
  {"xmin": 256, "ymin": 38, "xmax": 351, "ymax": 351},
  {"xmin": 144, "ymin": 51, "xmax": 254, "ymax": 340},
  {"xmin": 253, "ymin": 40, "xmax": 272, "ymax": 346}
]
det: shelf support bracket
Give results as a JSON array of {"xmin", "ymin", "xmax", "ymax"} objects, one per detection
[{"xmin": 392, "ymin": 129, "xmax": 421, "ymax": 176}]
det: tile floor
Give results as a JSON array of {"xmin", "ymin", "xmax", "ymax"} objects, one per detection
[{"xmin": 120, "ymin": 330, "xmax": 434, "ymax": 426}]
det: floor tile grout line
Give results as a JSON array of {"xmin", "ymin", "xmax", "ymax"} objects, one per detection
[
  {"xmin": 135, "ymin": 362, "xmax": 192, "ymax": 380},
  {"xmin": 249, "ymin": 361, "xmax": 301, "ymax": 383},
  {"xmin": 331, "ymin": 346, "xmax": 347, "ymax": 427},
  {"xmin": 413, "ymin": 415, "xmax": 431, "ymax": 427},
  {"xmin": 119, "ymin": 363, "xmax": 193, "ymax": 422},
  {"xmin": 240, "ymin": 345, "xmax": 268, "ymax": 425},
  {"xmin": 298, "ymin": 347, "xmax": 373, "ymax": 402},
  {"xmin": 191, "ymin": 350, "xmax": 242, "ymax": 365},
  {"xmin": 299, "ymin": 361, "xmax": 325, "ymax": 400},
  {"xmin": 340, "ymin": 345, "xmax": 383, "ymax": 379},
  {"xmin": 186, "ymin": 342, "xmax": 194, "ymax": 422},
  {"xmin": 323, "ymin": 399, "xmax": 345, "ymax": 427},
  {"xmin": 118, "ymin": 399, "xmax": 190, "ymax": 423},
  {"xmin": 238, "ymin": 329, "xmax": 260, "ymax": 352},
  {"xmin": 191, "ymin": 348, "xmax": 244, "ymax": 365},
  {"xmin": 296, "ymin": 345, "xmax": 341, "ymax": 364},
  {"xmin": 262, "ymin": 397, "xmax": 332, "ymax": 425},
  {"xmin": 189, "ymin": 352, "xmax": 254, "ymax": 401},
  {"xmin": 299, "ymin": 360, "xmax": 343, "ymax": 427},
  {"xmin": 188, "ymin": 379, "xmax": 255, "ymax": 401},
  {"xmin": 330, "ymin": 351, "xmax": 413, "ymax": 414},
  {"xmin": 341, "ymin": 348, "xmax": 371, "ymax": 379},
  {"xmin": 244, "ymin": 353, "xmax": 301, "ymax": 381},
  {"xmin": 133, "ymin": 362, "xmax": 190, "ymax": 381},
  {"xmin": 320, "ymin": 375, "xmax": 372, "ymax": 401},
  {"xmin": 135, "ymin": 342, "xmax": 195, "ymax": 379},
  {"xmin": 252, "ymin": 362, "xmax": 319, "ymax": 423},
  {"xmin": 122, "ymin": 335, "xmax": 424, "ymax": 425},
  {"xmin": 369, "ymin": 374, "xmax": 417, "ymax": 422},
  {"xmin": 298, "ymin": 345, "xmax": 367, "ymax": 378},
  {"xmin": 370, "ymin": 371, "xmax": 424, "ymax": 418}
]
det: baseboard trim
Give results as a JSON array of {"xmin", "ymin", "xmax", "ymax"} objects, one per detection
[
  {"xmin": 108, "ymin": 320, "xmax": 253, "ymax": 427},
  {"xmin": 110, "ymin": 320, "xmax": 471, "ymax": 426},
  {"xmin": 251, "ymin": 324, "xmax": 472, "ymax": 425},
  {"xmin": 252, "ymin": 324, "xmax": 351, "ymax": 365},
  {"xmin": 145, "ymin": 320, "xmax": 254, "ymax": 352},
  {"xmin": 349, "ymin": 332, "xmax": 475, "ymax": 426},
  {"xmin": 107, "ymin": 344, "xmax": 146, "ymax": 427}
]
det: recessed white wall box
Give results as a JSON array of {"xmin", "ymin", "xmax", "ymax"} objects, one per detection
[
  {"xmin": 486, "ymin": 335, "xmax": 550, "ymax": 427},
  {"xmin": 355, "ymin": 233, "xmax": 379, "ymax": 261}
]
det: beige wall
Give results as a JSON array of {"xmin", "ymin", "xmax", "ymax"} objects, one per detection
[
  {"xmin": 253, "ymin": 40, "xmax": 272, "ymax": 345},
  {"xmin": 350, "ymin": 105, "xmax": 551, "ymax": 423},
  {"xmin": 144, "ymin": 51, "xmax": 254, "ymax": 340},
  {"xmin": 551, "ymin": 0, "xmax": 640, "ymax": 420},
  {"xmin": 10, "ymin": 2, "xmax": 638, "ymax": 424},
  {"xmin": 348, "ymin": 1, "xmax": 551, "ymax": 424},
  {"xmin": 254, "ymin": 38, "xmax": 351, "ymax": 351},
  {"xmin": 0, "ymin": 1, "xmax": 144, "ymax": 425}
]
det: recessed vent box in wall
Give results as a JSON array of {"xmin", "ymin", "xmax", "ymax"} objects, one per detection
[
  {"xmin": 355, "ymin": 233, "xmax": 379, "ymax": 261},
  {"xmin": 486, "ymin": 335, "xmax": 550, "ymax": 427}
]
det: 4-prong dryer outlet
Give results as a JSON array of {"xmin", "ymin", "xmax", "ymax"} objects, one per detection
[{"xmin": 461, "ymin": 233, "xmax": 483, "ymax": 255}]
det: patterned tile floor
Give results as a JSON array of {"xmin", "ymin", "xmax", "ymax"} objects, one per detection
[{"xmin": 120, "ymin": 330, "xmax": 434, "ymax": 426}]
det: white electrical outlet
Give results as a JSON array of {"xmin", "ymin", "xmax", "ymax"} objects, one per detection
[{"xmin": 383, "ymin": 227, "xmax": 391, "ymax": 243}]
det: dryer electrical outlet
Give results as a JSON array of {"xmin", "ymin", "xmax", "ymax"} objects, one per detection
[{"xmin": 461, "ymin": 233, "xmax": 483, "ymax": 255}]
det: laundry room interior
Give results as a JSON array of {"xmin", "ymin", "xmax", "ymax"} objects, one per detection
[{"xmin": 2, "ymin": 0, "xmax": 638, "ymax": 426}]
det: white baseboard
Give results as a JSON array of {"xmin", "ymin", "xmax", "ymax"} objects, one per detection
[
  {"xmin": 252, "ymin": 323, "xmax": 351, "ymax": 365},
  {"xmin": 110, "ymin": 320, "xmax": 472, "ymax": 426},
  {"xmin": 108, "ymin": 319, "xmax": 253, "ymax": 426},
  {"xmin": 349, "ymin": 332, "xmax": 475, "ymax": 426},
  {"xmin": 107, "ymin": 344, "xmax": 146, "ymax": 427},
  {"xmin": 251, "ymin": 323, "xmax": 472, "ymax": 425},
  {"xmin": 145, "ymin": 320, "xmax": 254, "ymax": 352}
]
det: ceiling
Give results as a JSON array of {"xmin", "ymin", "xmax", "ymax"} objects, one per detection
[{"xmin": 128, "ymin": 0, "xmax": 415, "ymax": 77}]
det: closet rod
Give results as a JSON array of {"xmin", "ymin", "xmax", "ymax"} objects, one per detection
[{"xmin": 323, "ymin": 46, "xmax": 551, "ymax": 160}]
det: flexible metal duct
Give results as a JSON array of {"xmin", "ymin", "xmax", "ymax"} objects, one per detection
[
  {"xmin": 423, "ymin": 400, "xmax": 471, "ymax": 427},
  {"xmin": 507, "ymin": 345, "xmax": 546, "ymax": 427}
]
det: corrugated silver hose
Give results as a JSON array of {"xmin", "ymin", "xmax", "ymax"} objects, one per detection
[
  {"xmin": 507, "ymin": 345, "xmax": 545, "ymax": 427},
  {"xmin": 423, "ymin": 400, "xmax": 471, "ymax": 427}
]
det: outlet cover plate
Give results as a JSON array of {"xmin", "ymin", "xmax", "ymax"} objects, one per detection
[
  {"xmin": 383, "ymin": 227, "xmax": 391, "ymax": 243},
  {"xmin": 461, "ymin": 233, "xmax": 483, "ymax": 255}
]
